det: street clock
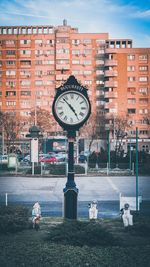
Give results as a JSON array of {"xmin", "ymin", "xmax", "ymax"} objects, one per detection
[{"xmin": 52, "ymin": 75, "xmax": 91, "ymax": 131}]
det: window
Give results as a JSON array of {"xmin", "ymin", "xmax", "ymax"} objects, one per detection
[
  {"xmin": 96, "ymin": 60, "xmax": 104, "ymax": 65},
  {"xmin": 20, "ymin": 50, "xmax": 31, "ymax": 55},
  {"xmin": 35, "ymin": 80, "xmax": 43, "ymax": 86},
  {"xmin": 139, "ymin": 76, "xmax": 148, "ymax": 82},
  {"xmin": 84, "ymin": 80, "xmax": 92, "ymax": 85},
  {"xmin": 139, "ymin": 55, "xmax": 147, "ymax": 60},
  {"xmin": 6, "ymin": 50, "xmax": 16, "ymax": 55},
  {"xmin": 20, "ymin": 111, "xmax": 31, "ymax": 116},
  {"xmin": 56, "ymin": 59, "xmax": 69, "ymax": 64},
  {"xmin": 6, "ymin": 81, "xmax": 16, "ymax": 87},
  {"xmin": 20, "ymin": 70, "xmax": 31, "ymax": 77},
  {"xmin": 21, "ymin": 91, "xmax": 31, "ymax": 96},
  {"xmin": 139, "ymin": 109, "xmax": 148, "ymax": 114},
  {"xmin": 6, "ymin": 91, "xmax": 16, "ymax": 96},
  {"xmin": 127, "ymin": 66, "xmax": 135, "ymax": 71},
  {"xmin": 6, "ymin": 60, "xmax": 16, "ymax": 65},
  {"xmin": 83, "ymin": 60, "xmax": 92, "ymax": 65},
  {"xmin": 96, "ymin": 39, "xmax": 105, "ymax": 44},
  {"xmin": 96, "ymin": 70, "xmax": 104, "ymax": 75},
  {"xmin": 46, "ymin": 50, "xmax": 54, "ymax": 55},
  {"xmin": 72, "ymin": 70, "xmax": 81, "ymax": 75},
  {"xmin": 20, "ymin": 80, "xmax": 31, "ymax": 86},
  {"xmin": 43, "ymin": 60, "xmax": 54, "ymax": 65},
  {"xmin": 139, "ymin": 130, "xmax": 148, "ymax": 135},
  {"xmin": 128, "ymin": 77, "xmax": 136, "ymax": 82},
  {"xmin": 20, "ymin": 60, "xmax": 31, "ymax": 65},
  {"xmin": 6, "ymin": 101, "xmax": 16, "ymax": 106},
  {"xmin": 128, "ymin": 109, "xmax": 136, "ymax": 114},
  {"xmin": 72, "ymin": 39, "xmax": 80, "ymax": 45},
  {"xmin": 20, "ymin": 100, "xmax": 31, "ymax": 108},
  {"xmin": 139, "ymin": 98, "xmax": 148, "ymax": 104},
  {"xmin": 6, "ymin": 70, "xmax": 16, "ymax": 76},
  {"xmin": 128, "ymin": 98, "xmax": 136, "ymax": 104},
  {"xmin": 46, "ymin": 39, "xmax": 54, "ymax": 45},
  {"xmin": 56, "ymin": 49, "xmax": 69, "ymax": 54},
  {"xmin": 127, "ymin": 54, "xmax": 135, "ymax": 60},
  {"xmin": 84, "ymin": 70, "xmax": 92, "ymax": 75},
  {"xmin": 72, "ymin": 60, "xmax": 80, "ymax": 64},
  {"xmin": 35, "ymin": 60, "xmax": 42, "ymax": 65},
  {"xmin": 83, "ymin": 39, "xmax": 91, "ymax": 44},
  {"xmin": 139, "ymin": 66, "xmax": 148, "ymax": 71},
  {"xmin": 35, "ymin": 39, "xmax": 43, "ymax": 44},
  {"xmin": 72, "ymin": 50, "xmax": 80, "ymax": 55},
  {"xmin": 6, "ymin": 40, "xmax": 15, "ymax": 45},
  {"xmin": 20, "ymin": 40, "xmax": 31, "ymax": 44},
  {"xmin": 96, "ymin": 49, "xmax": 104, "ymax": 54},
  {"xmin": 139, "ymin": 87, "xmax": 148, "ymax": 94}
]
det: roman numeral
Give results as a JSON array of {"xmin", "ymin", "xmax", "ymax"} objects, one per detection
[
  {"xmin": 79, "ymin": 112, "xmax": 84, "ymax": 117},
  {"xmin": 64, "ymin": 95, "xmax": 68, "ymax": 101},
  {"xmin": 59, "ymin": 111, "xmax": 64, "ymax": 116},
  {"xmin": 70, "ymin": 93, "xmax": 74, "ymax": 99},
  {"xmin": 64, "ymin": 115, "xmax": 67, "ymax": 121}
]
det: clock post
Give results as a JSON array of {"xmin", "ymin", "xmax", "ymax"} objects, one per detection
[
  {"xmin": 52, "ymin": 75, "xmax": 91, "ymax": 220},
  {"xmin": 64, "ymin": 130, "xmax": 78, "ymax": 219}
]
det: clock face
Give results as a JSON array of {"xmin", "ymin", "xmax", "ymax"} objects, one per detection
[{"xmin": 54, "ymin": 91, "xmax": 90, "ymax": 125}]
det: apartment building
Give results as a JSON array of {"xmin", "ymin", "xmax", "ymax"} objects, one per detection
[{"xmin": 0, "ymin": 20, "xmax": 149, "ymax": 150}]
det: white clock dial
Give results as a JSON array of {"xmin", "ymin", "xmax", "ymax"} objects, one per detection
[{"xmin": 55, "ymin": 91, "xmax": 89, "ymax": 125}]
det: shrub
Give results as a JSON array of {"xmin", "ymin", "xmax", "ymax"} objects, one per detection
[
  {"xmin": 0, "ymin": 206, "xmax": 29, "ymax": 234},
  {"xmin": 26, "ymin": 164, "xmax": 85, "ymax": 175},
  {"xmin": 46, "ymin": 221, "xmax": 118, "ymax": 247}
]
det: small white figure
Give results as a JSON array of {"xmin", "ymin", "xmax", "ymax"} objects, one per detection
[
  {"xmin": 120, "ymin": 203, "xmax": 133, "ymax": 227},
  {"xmin": 32, "ymin": 202, "xmax": 41, "ymax": 230},
  {"xmin": 89, "ymin": 200, "xmax": 98, "ymax": 219}
]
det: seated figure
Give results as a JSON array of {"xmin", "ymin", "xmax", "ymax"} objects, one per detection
[
  {"xmin": 120, "ymin": 203, "xmax": 133, "ymax": 227},
  {"xmin": 89, "ymin": 200, "xmax": 98, "ymax": 219},
  {"xmin": 32, "ymin": 202, "xmax": 41, "ymax": 230}
]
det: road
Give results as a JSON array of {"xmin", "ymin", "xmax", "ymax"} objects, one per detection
[{"xmin": 0, "ymin": 175, "xmax": 150, "ymax": 218}]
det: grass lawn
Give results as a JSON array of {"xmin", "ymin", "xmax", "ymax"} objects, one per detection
[{"xmin": 0, "ymin": 216, "xmax": 150, "ymax": 267}]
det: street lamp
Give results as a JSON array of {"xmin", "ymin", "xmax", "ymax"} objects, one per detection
[{"xmin": 135, "ymin": 127, "xmax": 139, "ymax": 211}]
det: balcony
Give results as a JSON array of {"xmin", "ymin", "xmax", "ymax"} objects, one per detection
[
  {"xmin": 104, "ymin": 80, "xmax": 118, "ymax": 87},
  {"xmin": 104, "ymin": 102, "xmax": 117, "ymax": 109},
  {"xmin": 104, "ymin": 70, "xmax": 118, "ymax": 77},
  {"xmin": 56, "ymin": 64, "xmax": 70, "ymax": 70},
  {"xmin": 56, "ymin": 75, "xmax": 68, "ymax": 81},
  {"xmin": 105, "ymin": 48, "xmax": 117, "ymax": 54},
  {"xmin": 105, "ymin": 60, "xmax": 117, "ymax": 66},
  {"xmin": 56, "ymin": 54, "xmax": 70, "ymax": 60},
  {"xmin": 104, "ymin": 91, "xmax": 118, "ymax": 98}
]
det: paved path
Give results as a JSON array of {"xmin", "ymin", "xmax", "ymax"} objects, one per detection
[{"xmin": 0, "ymin": 175, "xmax": 149, "ymax": 218}]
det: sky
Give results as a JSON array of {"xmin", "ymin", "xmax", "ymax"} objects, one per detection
[{"xmin": 0, "ymin": 0, "xmax": 150, "ymax": 47}]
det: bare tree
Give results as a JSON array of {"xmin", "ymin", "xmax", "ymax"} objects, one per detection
[
  {"xmin": 29, "ymin": 107, "xmax": 56, "ymax": 136},
  {"xmin": 112, "ymin": 114, "xmax": 131, "ymax": 157},
  {"xmin": 0, "ymin": 111, "xmax": 24, "ymax": 153},
  {"xmin": 79, "ymin": 113, "xmax": 97, "ymax": 152}
]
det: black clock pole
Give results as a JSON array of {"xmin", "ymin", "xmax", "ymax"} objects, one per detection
[{"xmin": 63, "ymin": 130, "xmax": 78, "ymax": 220}]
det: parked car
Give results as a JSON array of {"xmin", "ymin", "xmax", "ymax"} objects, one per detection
[
  {"xmin": 39, "ymin": 155, "xmax": 57, "ymax": 163},
  {"xmin": 0, "ymin": 155, "xmax": 8, "ymax": 164},
  {"xmin": 55, "ymin": 152, "xmax": 67, "ymax": 162},
  {"xmin": 78, "ymin": 154, "xmax": 87, "ymax": 163}
]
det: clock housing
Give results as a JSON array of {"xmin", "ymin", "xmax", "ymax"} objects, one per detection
[{"xmin": 52, "ymin": 76, "xmax": 91, "ymax": 131}]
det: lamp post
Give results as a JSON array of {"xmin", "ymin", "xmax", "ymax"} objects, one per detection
[
  {"xmin": 135, "ymin": 127, "xmax": 139, "ymax": 211},
  {"xmin": 129, "ymin": 137, "xmax": 132, "ymax": 171},
  {"xmin": 108, "ymin": 130, "xmax": 110, "ymax": 171},
  {"xmin": 26, "ymin": 126, "xmax": 43, "ymax": 175}
]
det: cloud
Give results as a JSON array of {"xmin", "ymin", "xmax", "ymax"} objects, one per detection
[
  {"xmin": 133, "ymin": 9, "xmax": 150, "ymax": 19},
  {"xmin": 0, "ymin": 0, "xmax": 149, "ymax": 47}
]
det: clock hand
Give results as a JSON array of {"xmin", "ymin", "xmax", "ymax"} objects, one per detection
[{"xmin": 63, "ymin": 98, "xmax": 79, "ymax": 119}]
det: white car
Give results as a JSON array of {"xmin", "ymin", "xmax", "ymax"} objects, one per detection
[{"xmin": 0, "ymin": 155, "xmax": 8, "ymax": 164}]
